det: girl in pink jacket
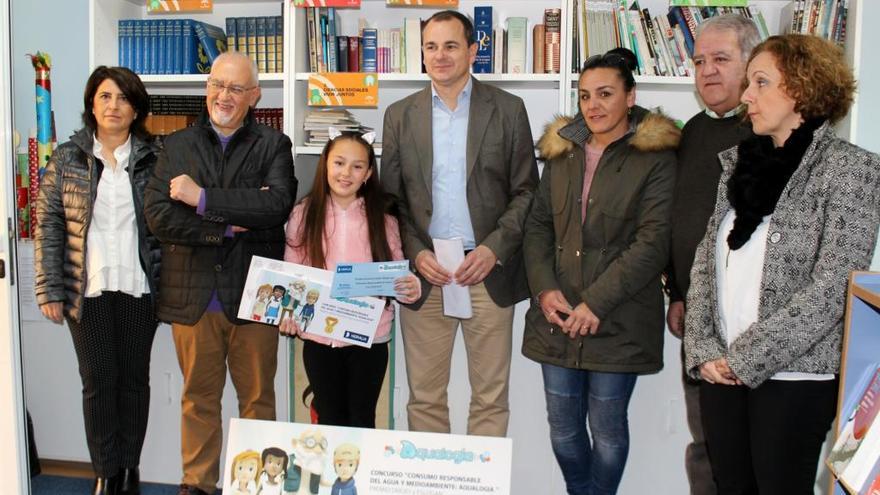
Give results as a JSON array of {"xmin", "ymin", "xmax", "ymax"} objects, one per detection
[{"xmin": 280, "ymin": 130, "xmax": 420, "ymax": 427}]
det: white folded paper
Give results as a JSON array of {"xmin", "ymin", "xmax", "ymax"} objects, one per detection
[{"xmin": 432, "ymin": 237, "xmax": 473, "ymax": 319}]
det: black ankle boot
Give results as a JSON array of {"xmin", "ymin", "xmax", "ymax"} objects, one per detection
[
  {"xmin": 93, "ymin": 475, "xmax": 118, "ymax": 495},
  {"xmin": 118, "ymin": 467, "xmax": 140, "ymax": 495}
]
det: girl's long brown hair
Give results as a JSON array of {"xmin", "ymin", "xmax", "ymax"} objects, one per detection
[{"xmin": 294, "ymin": 133, "xmax": 393, "ymax": 269}]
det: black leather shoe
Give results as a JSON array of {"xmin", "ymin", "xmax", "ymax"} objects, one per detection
[
  {"xmin": 93, "ymin": 476, "xmax": 118, "ymax": 495},
  {"xmin": 118, "ymin": 467, "xmax": 140, "ymax": 495},
  {"xmin": 177, "ymin": 484, "xmax": 210, "ymax": 495}
]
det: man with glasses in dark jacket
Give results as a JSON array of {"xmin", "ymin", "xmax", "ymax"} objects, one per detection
[{"xmin": 145, "ymin": 51, "xmax": 296, "ymax": 495}]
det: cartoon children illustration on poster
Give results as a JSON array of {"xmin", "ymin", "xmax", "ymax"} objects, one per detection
[
  {"xmin": 298, "ymin": 289, "xmax": 320, "ymax": 331},
  {"xmin": 264, "ymin": 285, "xmax": 285, "ymax": 324},
  {"xmin": 258, "ymin": 447, "xmax": 287, "ymax": 495},
  {"xmin": 230, "ymin": 450, "xmax": 261, "ymax": 495},
  {"xmin": 251, "ymin": 284, "xmax": 272, "ymax": 322},
  {"xmin": 280, "ymin": 280, "xmax": 303, "ymax": 323},
  {"xmin": 331, "ymin": 444, "xmax": 360, "ymax": 495}
]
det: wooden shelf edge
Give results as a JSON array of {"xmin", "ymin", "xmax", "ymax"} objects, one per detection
[{"xmin": 851, "ymin": 283, "xmax": 880, "ymax": 309}]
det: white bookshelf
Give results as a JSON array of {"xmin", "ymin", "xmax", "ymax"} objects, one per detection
[
  {"xmin": 89, "ymin": 0, "xmax": 290, "ymax": 131},
  {"xmin": 87, "ymin": 0, "xmax": 865, "ymax": 147}
]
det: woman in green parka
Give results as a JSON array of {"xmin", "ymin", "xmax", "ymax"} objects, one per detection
[{"xmin": 522, "ymin": 49, "xmax": 679, "ymax": 495}]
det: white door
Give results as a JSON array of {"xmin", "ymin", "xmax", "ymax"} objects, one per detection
[{"xmin": 0, "ymin": 0, "xmax": 31, "ymax": 491}]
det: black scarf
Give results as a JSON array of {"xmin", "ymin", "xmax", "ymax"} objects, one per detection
[{"xmin": 726, "ymin": 118, "xmax": 824, "ymax": 250}]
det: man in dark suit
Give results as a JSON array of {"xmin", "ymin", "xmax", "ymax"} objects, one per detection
[{"xmin": 381, "ymin": 10, "xmax": 538, "ymax": 437}]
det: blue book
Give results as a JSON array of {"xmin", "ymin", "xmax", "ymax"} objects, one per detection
[
  {"xmin": 275, "ymin": 16, "xmax": 283, "ymax": 72},
  {"xmin": 319, "ymin": 13, "xmax": 329, "ymax": 72},
  {"xmin": 132, "ymin": 20, "xmax": 144, "ymax": 74},
  {"xmin": 148, "ymin": 20, "xmax": 159, "ymax": 74},
  {"xmin": 473, "ymin": 6, "xmax": 493, "ymax": 73},
  {"xmin": 226, "ymin": 17, "xmax": 237, "ymax": 52},
  {"xmin": 246, "ymin": 17, "xmax": 258, "ymax": 67},
  {"xmin": 169, "ymin": 20, "xmax": 182, "ymax": 74},
  {"xmin": 181, "ymin": 19, "xmax": 197, "ymax": 74},
  {"xmin": 668, "ymin": 8, "xmax": 694, "ymax": 57},
  {"xmin": 255, "ymin": 16, "xmax": 268, "ymax": 73},
  {"xmin": 195, "ymin": 21, "xmax": 227, "ymax": 66},
  {"xmin": 236, "ymin": 17, "xmax": 248, "ymax": 57},
  {"xmin": 266, "ymin": 16, "xmax": 277, "ymax": 73},
  {"xmin": 117, "ymin": 20, "xmax": 131, "ymax": 69},
  {"xmin": 362, "ymin": 28, "xmax": 377, "ymax": 72},
  {"xmin": 157, "ymin": 20, "xmax": 168, "ymax": 74},
  {"xmin": 326, "ymin": 8, "xmax": 337, "ymax": 72}
]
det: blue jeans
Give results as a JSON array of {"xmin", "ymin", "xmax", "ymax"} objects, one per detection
[{"xmin": 541, "ymin": 364, "xmax": 637, "ymax": 495}]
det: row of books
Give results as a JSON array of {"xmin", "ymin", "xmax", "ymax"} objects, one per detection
[
  {"xmin": 303, "ymin": 109, "xmax": 373, "ymax": 148},
  {"xmin": 146, "ymin": 95, "xmax": 282, "ymax": 135},
  {"xmin": 117, "ymin": 19, "xmax": 227, "ymax": 75},
  {"xmin": 828, "ymin": 366, "xmax": 880, "ymax": 494},
  {"xmin": 571, "ymin": 2, "xmax": 770, "ymax": 78},
  {"xmin": 304, "ymin": 8, "xmax": 422, "ymax": 74},
  {"xmin": 780, "ymin": 0, "xmax": 849, "ymax": 44},
  {"xmin": 473, "ymin": 7, "xmax": 535, "ymax": 75},
  {"xmin": 303, "ymin": 6, "xmax": 558, "ymax": 76},
  {"xmin": 224, "ymin": 16, "xmax": 285, "ymax": 73}
]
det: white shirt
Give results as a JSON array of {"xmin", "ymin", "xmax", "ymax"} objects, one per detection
[
  {"xmin": 85, "ymin": 135, "xmax": 150, "ymax": 297},
  {"xmin": 715, "ymin": 210, "xmax": 832, "ymax": 381}
]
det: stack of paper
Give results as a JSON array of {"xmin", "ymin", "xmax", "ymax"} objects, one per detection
[{"xmin": 303, "ymin": 109, "xmax": 374, "ymax": 147}]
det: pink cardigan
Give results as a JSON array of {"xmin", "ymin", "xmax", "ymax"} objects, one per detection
[{"xmin": 284, "ymin": 197, "xmax": 418, "ymax": 347}]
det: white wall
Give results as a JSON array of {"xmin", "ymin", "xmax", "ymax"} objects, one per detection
[{"xmin": 854, "ymin": 1, "xmax": 880, "ymax": 270}]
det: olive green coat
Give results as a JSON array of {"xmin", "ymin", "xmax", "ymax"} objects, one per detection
[{"xmin": 522, "ymin": 107, "xmax": 679, "ymax": 373}]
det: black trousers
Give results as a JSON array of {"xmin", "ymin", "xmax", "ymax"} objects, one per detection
[
  {"xmin": 66, "ymin": 292, "xmax": 157, "ymax": 477},
  {"xmin": 700, "ymin": 378, "xmax": 838, "ymax": 495},
  {"xmin": 301, "ymin": 340, "xmax": 388, "ymax": 428}
]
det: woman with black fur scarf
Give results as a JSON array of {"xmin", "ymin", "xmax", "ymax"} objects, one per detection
[{"xmin": 684, "ymin": 34, "xmax": 880, "ymax": 493}]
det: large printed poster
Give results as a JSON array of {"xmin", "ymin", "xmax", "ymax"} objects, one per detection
[{"xmin": 223, "ymin": 418, "xmax": 512, "ymax": 495}]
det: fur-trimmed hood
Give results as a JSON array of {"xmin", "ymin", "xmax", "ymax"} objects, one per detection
[{"xmin": 536, "ymin": 106, "xmax": 681, "ymax": 160}]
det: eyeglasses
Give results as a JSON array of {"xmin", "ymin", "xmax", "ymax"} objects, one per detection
[
  {"xmin": 207, "ymin": 78, "xmax": 255, "ymax": 97},
  {"xmin": 302, "ymin": 436, "xmax": 328, "ymax": 450}
]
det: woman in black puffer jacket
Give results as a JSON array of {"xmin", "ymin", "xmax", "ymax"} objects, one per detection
[{"xmin": 34, "ymin": 66, "xmax": 160, "ymax": 495}]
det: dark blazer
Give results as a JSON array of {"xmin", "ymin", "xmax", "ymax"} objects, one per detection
[
  {"xmin": 381, "ymin": 77, "xmax": 539, "ymax": 309},
  {"xmin": 144, "ymin": 110, "xmax": 296, "ymax": 325}
]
